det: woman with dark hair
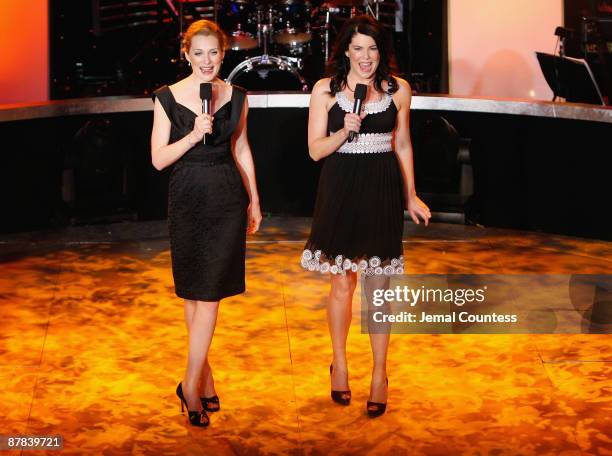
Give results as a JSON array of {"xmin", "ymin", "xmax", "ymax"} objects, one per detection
[{"xmin": 301, "ymin": 15, "xmax": 430, "ymax": 417}]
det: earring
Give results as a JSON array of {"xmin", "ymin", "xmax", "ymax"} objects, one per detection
[{"xmin": 187, "ymin": 61, "xmax": 191, "ymax": 67}]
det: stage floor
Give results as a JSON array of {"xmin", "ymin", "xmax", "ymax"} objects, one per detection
[{"xmin": 0, "ymin": 217, "xmax": 610, "ymax": 455}]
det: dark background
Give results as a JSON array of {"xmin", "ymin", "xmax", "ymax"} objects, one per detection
[
  {"xmin": 49, "ymin": 0, "xmax": 447, "ymax": 98},
  {"xmin": 563, "ymin": 0, "xmax": 612, "ymax": 102},
  {"xmin": 3, "ymin": 1, "xmax": 608, "ymax": 240},
  {"xmin": 2, "ymin": 106, "xmax": 611, "ymax": 240}
]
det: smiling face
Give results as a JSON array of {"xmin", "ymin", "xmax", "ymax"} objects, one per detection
[
  {"xmin": 344, "ymin": 32, "xmax": 380, "ymax": 81},
  {"xmin": 185, "ymin": 33, "xmax": 224, "ymax": 82}
]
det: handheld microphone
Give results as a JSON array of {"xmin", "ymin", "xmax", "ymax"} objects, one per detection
[
  {"xmin": 200, "ymin": 83, "xmax": 212, "ymax": 144},
  {"xmin": 349, "ymin": 83, "xmax": 367, "ymax": 142}
]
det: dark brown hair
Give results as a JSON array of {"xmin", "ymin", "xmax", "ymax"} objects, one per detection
[{"xmin": 327, "ymin": 15, "xmax": 398, "ymax": 95}]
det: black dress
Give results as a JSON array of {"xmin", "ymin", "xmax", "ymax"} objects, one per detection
[
  {"xmin": 301, "ymin": 88, "xmax": 405, "ymax": 276},
  {"xmin": 152, "ymin": 85, "xmax": 248, "ymax": 301}
]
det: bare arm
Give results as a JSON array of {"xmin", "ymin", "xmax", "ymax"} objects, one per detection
[
  {"xmin": 150, "ymin": 97, "xmax": 211, "ymax": 171},
  {"xmin": 232, "ymin": 97, "xmax": 262, "ymax": 233},
  {"xmin": 393, "ymin": 78, "xmax": 431, "ymax": 225},
  {"xmin": 393, "ymin": 79, "xmax": 417, "ymax": 200},
  {"xmin": 307, "ymin": 79, "xmax": 363, "ymax": 162}
]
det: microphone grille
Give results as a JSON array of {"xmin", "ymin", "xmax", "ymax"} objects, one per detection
[
  {"xmin": 354, "ymin": 83, "xmax": 368, "ymax": 100},
  {"xmin": 200, "ymin": 83, "xmax": 212, "ymax": 99}
]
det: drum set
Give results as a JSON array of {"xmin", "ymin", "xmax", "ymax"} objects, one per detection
[{"xmin": 208, "ymin": 0, "xmax": 385, "ymax": 90}]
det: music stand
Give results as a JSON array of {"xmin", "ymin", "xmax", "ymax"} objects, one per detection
[{"xmin": 536, "ymin": 52, "xmax": 606, "ymax": 105}]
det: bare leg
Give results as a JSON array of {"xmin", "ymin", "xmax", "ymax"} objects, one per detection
[
  {"xmin": 199, "ymin": 360, "xmax": 217, "ymax": 400},
  {"xmin": 184, "ymin": 300, "xmax": 217, "ymax": 400},
  {"xmin": 182, "ymin": 300, "xmax": 219, "ymax": 411},
  {"xmin": 184, "ymin": 299, "xmax": 196, "ymax": 331},
  {"xmin": 363, "ymin": 275, "xmax": 391, "ymax": 405},
  {"xmin": 327, "ymin": 272, "xmax": 357, "ymax": 391}
]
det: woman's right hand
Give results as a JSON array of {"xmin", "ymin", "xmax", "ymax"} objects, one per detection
[
  {"xmin": 189, "ymin": 113, "xmax": 213, "ymax": 143},
  {"xmin": 342, "ymin": 112, "xmax": 367, "ymax": 138}
]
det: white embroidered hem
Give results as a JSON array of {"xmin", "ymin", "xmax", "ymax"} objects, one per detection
[{"xmin": 300, "ymin": 249, "xmax": 404, "ymax": 275}]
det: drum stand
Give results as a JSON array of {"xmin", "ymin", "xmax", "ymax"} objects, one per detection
[
  {"xmin": 323, "ymin": 8, "xmax": 331, "ymax": 63},
  {"xmin": 363, "ymin": 0, "xmax": 381, "ymax": 20},
  {"xmin": 255, "ymin": 5, "xmax": 273, "ymax": 55}
]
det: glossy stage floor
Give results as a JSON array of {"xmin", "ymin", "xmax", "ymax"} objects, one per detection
[{"xmin": 0, "ymin": 217, "xmax": 610, "ymax": 455}]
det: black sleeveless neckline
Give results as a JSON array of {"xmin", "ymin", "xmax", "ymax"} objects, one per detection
[
  {"xmin": 164, "ymin": 85, "xmax": 233, "ymax": 118},
  {"xmin": 327, "ymin": 91, "xmax": 397, "ymax": 135},
  {"xmin": 152, "ymin": 83, "xmax": 247, "ymax": 164}
]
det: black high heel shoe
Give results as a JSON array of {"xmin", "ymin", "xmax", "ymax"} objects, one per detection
[
  {"xmin": 366, "ymin": 377, "xmax": 388, "ymax": 418},
  {"xmin": 176, "ymin": 382, "xmax": 209, "ymax": 427},
  {"xmin": 330, "ymin": 364, "xmax": 351, "ymax": 406},
  {"xmin": 200, "ymin": 395, "xmax": 220, "ymax": 412}
]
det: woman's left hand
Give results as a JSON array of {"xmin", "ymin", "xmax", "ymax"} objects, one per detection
[
  {"xmin": 247, "ymin": 201, "xmax": 262, "ymax": 234},
  {"xmin": 407, "ymin": 195, "xmax": 431, "ymax": 226}
]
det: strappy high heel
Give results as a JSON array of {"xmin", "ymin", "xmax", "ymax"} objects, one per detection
[
  {"xmin": 176, "ymin": 382, "xmax": 209, "ymax": 427},
  {"xmin": 200, "ymin": 395, "xmax": 220, "ymax": 412},
  {"xmin": 366, "ymin": 377, "xmax": 388, "ymax": 418},
  {"xmin": 330, "ymin": 364, "xmax": 351, "ymax": 406}
]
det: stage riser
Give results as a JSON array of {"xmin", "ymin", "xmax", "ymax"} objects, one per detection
[{"xmin": 0, "ymin": 108, "xmax": 610, "ymax": 240}]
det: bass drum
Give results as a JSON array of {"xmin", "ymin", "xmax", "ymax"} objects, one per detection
[{"xmin": 225, "ymin": 55, "xmax": 309, "ymax": 91}]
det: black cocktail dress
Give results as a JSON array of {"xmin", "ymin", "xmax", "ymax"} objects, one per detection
[
  {"xmin": 153, "ymin": 85, "xmax": 248, "ymax": 300},
  {"xmin": 302, "ymin": 88, "xmax": 405, "ymax": 276}
]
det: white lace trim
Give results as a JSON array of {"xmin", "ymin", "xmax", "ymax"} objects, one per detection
[
  {"xmin": 336, "ymin": 91, "xmax": 393, "ymax": 114},
  {"xmin": 300, "ymin": 249, "xmax": 404, "ymax": 275},
  {"xmin": 336, "ymin": 132, "xmax": 393, "ymax": 154}
]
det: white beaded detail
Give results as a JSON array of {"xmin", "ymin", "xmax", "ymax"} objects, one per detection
[
  {"xmin": 336, "ymin": 91, "xmax": 393, "ymax": 115},
  {"xmin": 300, "ymin": 249, "xmax": 404, "ymax": 275},
  {"xmin": 335, "ymin": 132, "xmax": 393, "ymax": 154}
]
